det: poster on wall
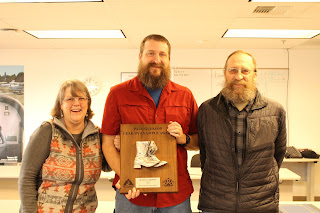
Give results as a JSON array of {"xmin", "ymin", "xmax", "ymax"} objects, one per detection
[
  {"xmin": 121, "ymin": 72, "xmax": 137, "ymax": 82},
  {"xmin": 0, "ymin": 66, "xmax": 24, "ymax": 165}
]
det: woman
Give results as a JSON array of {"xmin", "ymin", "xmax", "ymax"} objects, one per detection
[{"xmin": 19, "ymin": 79, "xmax": 104, "ymax": 213}]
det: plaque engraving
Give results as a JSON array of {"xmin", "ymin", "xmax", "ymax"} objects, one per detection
[{"xmin": 136, "ymin": 177, "xmax": 160, "ymax": 188}]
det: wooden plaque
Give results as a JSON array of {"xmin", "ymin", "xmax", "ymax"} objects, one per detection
[{"xmin": 120, "ymin": 124, "xmax": 178, "ymax": 194}]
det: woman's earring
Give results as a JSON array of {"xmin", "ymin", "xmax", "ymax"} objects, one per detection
[{"xmin": 61, "ymin": 111, "xmax": 64, "ymax": 118}]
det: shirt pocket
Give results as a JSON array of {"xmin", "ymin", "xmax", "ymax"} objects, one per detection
[
  {"xmin": 119, "ymin": 104, "xmax": 151, "ymax": 124},
  {"xmin": 164, "ymin": 105, "xmax": 190, "ymax": 132}
]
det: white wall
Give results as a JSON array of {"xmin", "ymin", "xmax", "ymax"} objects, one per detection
[
  {"xmin": 0, "ymin": 48, "xmax": 319, "ymax": 198},
  {"xmin": 288, "ymin": 49, "xmax": 320, "ymax": 152},
  {"xmin": 288, "ymin": 49, "xmax": 320, "ymax": 196}
]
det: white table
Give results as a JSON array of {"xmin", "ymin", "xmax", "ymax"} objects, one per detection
[
  {"xmin": 0, "ymin": 165, "xmax": 21, "ymax": 178},
  {"xmin": 0, "ymin": 165, "xmax": 116, "ymax": 179},
  {"xmin": 283, "ymin": 158, "xmax": 319, "ymax": 201}
]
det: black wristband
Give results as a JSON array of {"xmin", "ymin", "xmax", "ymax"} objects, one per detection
[{"xmin": 181, "ymin": 134, "xmax": 190, "ymax": 147}]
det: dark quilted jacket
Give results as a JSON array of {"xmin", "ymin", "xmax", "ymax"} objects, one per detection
[{"xmin": 197, "ymin": 92, "xmax": 287, "ymax": 213}]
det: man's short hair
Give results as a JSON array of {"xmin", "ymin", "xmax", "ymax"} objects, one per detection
[
  {"xmin": 140, "ymin": 34, "xmax": 171, "ymax": 59},
  {"xmin": 224, "ymin": 50, "xmax": 257, "ymax": 73}
]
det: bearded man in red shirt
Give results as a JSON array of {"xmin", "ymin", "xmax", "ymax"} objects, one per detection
[{"xmin": 101, "ymin": 34, "xmax": 199, "ymax": 213}]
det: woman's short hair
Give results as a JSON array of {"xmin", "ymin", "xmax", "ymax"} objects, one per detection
[{"xmin": 51, "ymin": 79, "xmax": 94, "ymax": 120}]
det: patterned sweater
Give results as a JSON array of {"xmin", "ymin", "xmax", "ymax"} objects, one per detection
[{"xmin": 19, "ymin": 118, "xmax": 103, "ymax": 213}]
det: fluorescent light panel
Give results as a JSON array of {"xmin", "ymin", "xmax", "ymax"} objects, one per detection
[
  {"xmin": 223, "ymin": 29, "xmax": 320, "ymax": 38},
  {"xmin": 249, "ymin": 0, "xmax": 320, "ymax": 2},
  {"xmin": 0, "ymin": 0, "xmax": 102, "ymax": 2},
  {"xmin": 25, "ymin": 30, "xmax": 125, "ymax": 39}
]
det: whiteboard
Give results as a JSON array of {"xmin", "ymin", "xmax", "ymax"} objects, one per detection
[
  {"xmin": 256, "ymin": 68, "xmax": 288, "ymax": 110},
  {"xmin": 171, "ymin": 68, "xmax": 212, "ymax": 106},
  {"xmin": 172, "ymin": 68, "xmax": 288, "ymax": 109}
]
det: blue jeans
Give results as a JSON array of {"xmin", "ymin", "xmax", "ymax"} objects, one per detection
[{"xmin": 115, "ymin": 189, "xmax": 192, "ymax": 213}]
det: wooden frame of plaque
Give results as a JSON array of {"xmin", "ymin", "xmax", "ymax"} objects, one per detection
[{"xmin": 120, "ymin": 124, "xmax": 178, "ymax": 194}]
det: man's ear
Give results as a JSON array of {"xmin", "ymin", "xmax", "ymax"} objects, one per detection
[{"xmin": 253, "ymin": 71, "xmax": 257, "ymax": 82}]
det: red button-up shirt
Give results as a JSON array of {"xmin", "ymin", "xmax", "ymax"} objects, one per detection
[{"xmin": 101, "ymin": 76, "xmax": 198, "ymax": 208}]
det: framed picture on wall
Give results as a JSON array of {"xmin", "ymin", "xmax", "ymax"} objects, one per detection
[
  {"xmin": 0, "ymin": 66, "xmax": 24, "ymax": 165},
  {"xmin": 121, "ymin": 72, "xmax": 137, "ymax": 83}
]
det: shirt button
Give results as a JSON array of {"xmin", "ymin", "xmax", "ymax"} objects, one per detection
[
  {"xmin": 238, "ymin": 149, "xmax": 242, "ymax": 152},
  {"xmin": 238, "ymin": 132, "xmax": 241, "ymax": 134},
  {"xmin": 155, "ymin": 115, "xmax": 158, "ymax": 117}
]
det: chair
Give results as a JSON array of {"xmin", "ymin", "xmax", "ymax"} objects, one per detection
[{"xmin": 190, "ymin": 154, "xmax": 201, "ymax": 167}]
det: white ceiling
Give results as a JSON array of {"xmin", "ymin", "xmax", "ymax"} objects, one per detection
[{"xmin": 0, "ymin": 0, "xmax": 320, "ymax": 49}]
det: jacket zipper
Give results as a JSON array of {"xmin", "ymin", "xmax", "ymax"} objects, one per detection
[
  {"xmin": 227, "ymin": 115, "xmax": 239, "ymax": 213},
  {"xmin": 229, "ymin": 114, "xmax": 240, "ymax": 213},
  {"xmin": 235, "ymin": 167, "xmax": 240, "ymax": 213},
  {"xmin": 65, "ymin": 139, "xmax": 84, "ymax": 213}
]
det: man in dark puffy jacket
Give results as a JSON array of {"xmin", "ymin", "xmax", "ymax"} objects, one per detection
[{"xmin": 197, "ymin": 50, "xmax": 287, "ymax": 213}]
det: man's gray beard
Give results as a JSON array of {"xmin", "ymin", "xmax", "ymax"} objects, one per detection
[
  {"xmin": 137, "ymin": 62, "xmax": 171, "ymax": 90},
  {"xmin": 221, "ymin": 81, "xmax": 257, "ymax": 104}
]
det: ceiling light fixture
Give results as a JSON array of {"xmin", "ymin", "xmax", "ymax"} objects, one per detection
[
  {"xmin": 25, "ymin": 30, "xmax": 125, "ymax": 39},
  {"xmin": 249, "ymin": 0, "xmax": 320, "ymax": 2},
  {"xmin": 223, "ymin": 29, "xmax": 320, "ymax": 39},
  {"xmin": 0, "ymin": 0, "xmax": 102, "ymax": 3},
  {"xmin": 0, "ymin": 28, "xmax": 19, "ymax": 32}
]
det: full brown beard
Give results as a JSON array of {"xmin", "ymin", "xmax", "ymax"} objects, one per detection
[
  {"xmin": 137, "ymin": 61, "xmax": 171, "ymax": 89},
  {"xmin": 221, "ymin": 79, "xmax": 257, "ymax": 104}
]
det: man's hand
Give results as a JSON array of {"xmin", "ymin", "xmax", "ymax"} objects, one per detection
[
  {"xmin": 115, "ymin": 180, "xmax": 142, "ymax": 200},
  {"xmin": 167, "ymin": 121, "xmax": 186, "ymax": 145}
]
